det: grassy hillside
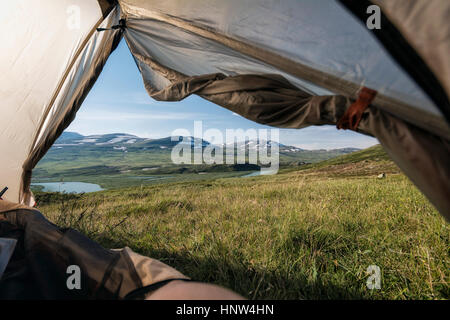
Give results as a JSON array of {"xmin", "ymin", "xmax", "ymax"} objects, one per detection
[
  {"xmin": 34, "ymin": 145, "xmax": 449, "ymax": 300},
  {"xmin": 284, "ymin": 144, "xmax": 398, "ymax": 177}
]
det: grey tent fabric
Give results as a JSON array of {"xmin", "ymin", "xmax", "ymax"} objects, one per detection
[
  {"xmin": 339, "ymin": 0, "xmax": 450, "ymax": 129},
  {"xmin": 373, "ymin": 0, "xmax": 450, "ymax": 109},
  {"xmin": 120, "ymin": 0, "xmax": 449, "ymax": 139},
  {"xmin": 131, "ymin": 52, "xmax": 353, "ymax": 128}
]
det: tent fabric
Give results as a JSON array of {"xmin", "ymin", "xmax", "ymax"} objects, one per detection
[
  {"xmin": 98, "ymin": 0, "xmax": 119, "ymax": 17},
  {"xmin": 0, "ymin": 202, "xmax": 189, "ymax": 299},
  {"xmin": 373, "ymin": 0, "xmax": 450, "ymax": 120},
  {"xmin": 0, "ymin": 0, "xmax": 449, "ymax": 220},
  {"xmin": 131, "ymin": 53, "xmax": 354, "ymax": 129},
  {"xmin": 119, "ymin": 0, "xmax": 449, "ymax": 139},
  {"xmin": 1, "ymin": 0, "xmax": 449, "ymax": 301},
  {"xmin": 0, "ymin": 0, "xmax": 103, "ymax": 203},
  {"xmin": 0, "ymin": 1, "xmax": 121, "ymax": 204},
  {"xmin": 20, "ymin": 7, "xmax": 123, "ymax": 205}
]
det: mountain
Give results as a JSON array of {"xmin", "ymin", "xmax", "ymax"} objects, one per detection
[
  {"xmin": 56, "ymin": 132, "xmax": 139, "ymax": 146},
  {"xmin": 56, "ymin": 131, "xmax": 84, "ymax": 142},
  {"xmin": 54, "ymin": 133, "xmax": 210, "ymax": 150},
  {"xmin": 33, "ymin": 132, "xmax": 361, "ymax": 181},
  {"xmin": 54, "ymin": 132, "xmax": 358, "ymax": 155}
]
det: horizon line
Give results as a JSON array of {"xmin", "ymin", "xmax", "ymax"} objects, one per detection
[{"xmin": 58, "ymin": 131, "xmax": 376, "ymax": 152}]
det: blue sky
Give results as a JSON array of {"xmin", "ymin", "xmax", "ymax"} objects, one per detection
[{"xmin": 67, "ymin": 40, "xmax": 378, "ymax": 150}]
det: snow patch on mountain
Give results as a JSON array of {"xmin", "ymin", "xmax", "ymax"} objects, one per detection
[{"xmin": 76, "ymin": 138, "xmax": 98, "ymax": 143}]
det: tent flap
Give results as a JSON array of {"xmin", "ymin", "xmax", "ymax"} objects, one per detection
[
  {"xmin": 120, "ymin": 0, "xmax": 450, "ymax": 139},
  {"xmin": 130, "ymin": 52, "xmax": 354, "ymax": 129},
  {"xmin": 341, "ymin": 0, "xmax": 450, "ymax": 125},
  {"xmin": 0, "ymin": 1, "xmax": 121, "ymax": 204},
  {"xmin": 21, "ymin": 7, "xmax": 123, "ymax": 205}
]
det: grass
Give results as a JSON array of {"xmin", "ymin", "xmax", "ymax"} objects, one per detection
[
  {"xmin": 31, "ymin": 171, "xmax": 255, "ymax": 190},
  {"xmin": 34, "ymin": 145, "xmax": 449, "ymax": 299}
]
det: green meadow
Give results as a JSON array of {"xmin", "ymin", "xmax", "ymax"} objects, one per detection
[{"xmin": 34, "ymin": 145, "xmax": 449, "ymax": 299}]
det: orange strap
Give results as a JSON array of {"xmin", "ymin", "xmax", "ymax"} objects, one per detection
[{"xmin": 337, "ymin": 87, "xmax": 377, "ymax": 130}]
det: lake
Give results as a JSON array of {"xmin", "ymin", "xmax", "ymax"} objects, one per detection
[
  {"xmin": 31, "ymin": 182, "xmax": 104, "ymax": 193},
  {"xmin": 241, "ymin": 170, "xmax": 278, "ymax": 177}
]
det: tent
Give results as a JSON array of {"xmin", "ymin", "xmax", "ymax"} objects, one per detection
[{"xmin": 0, "ymin": 0, "xmax": 449, "ymax": 221}]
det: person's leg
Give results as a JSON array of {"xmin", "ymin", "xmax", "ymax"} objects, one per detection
[
  {"xmin": 145, "ymin": 280, "xmax": 244, "ymax": 300},
  {"xmin": 1, "ymin": 200, "xmax": 244, "ymax": 300}
]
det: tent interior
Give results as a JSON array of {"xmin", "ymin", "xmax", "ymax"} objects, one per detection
[
  {"xmin": 1, "ymin": 0, "xmax": 449, "ymax": 300},
  {"xmin": 1, "ymin": 0, "xmax": 449, "ymax": 219}
]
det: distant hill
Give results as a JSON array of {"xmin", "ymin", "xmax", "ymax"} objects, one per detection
[
  {"xmin": 292, "ymin": 144, "xmax": 400, "ymax": 177},
  {"xmin": 54, "ymin": 132, "xmax": 359, "ymax": 155},
  {"xmin": 309, "ymin": 144, "xmax": 390, "ymax": 166},
  {"xmin": 55, "ymin": 132, "xmax": 210, "ymax": 149},
  {"xmin": 56, "ymin": 131, "xmax": 84, "ymax": 142},
  {"xmin": 33, "ymin": 132, "xmax": 363, "ymax": 182}
]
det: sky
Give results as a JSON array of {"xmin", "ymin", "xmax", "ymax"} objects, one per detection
[{"xmin": 67, "ymin": 40, "xmax": 379, "ymax": 150}]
